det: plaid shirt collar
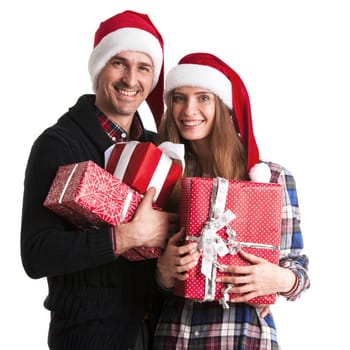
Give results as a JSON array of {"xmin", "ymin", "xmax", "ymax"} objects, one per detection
[{"xmin": 96, "ymin": 108, "xmax": 143, "ymax": 142}]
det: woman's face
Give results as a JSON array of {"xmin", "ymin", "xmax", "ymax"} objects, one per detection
[{"xmin": 172, "ymin": 86, "xmax": 216, "ymax": 143}]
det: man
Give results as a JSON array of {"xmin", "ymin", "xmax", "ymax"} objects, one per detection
[{"xmin": 21, "ymin": 10, "xmax": 176, "ymax": 350}]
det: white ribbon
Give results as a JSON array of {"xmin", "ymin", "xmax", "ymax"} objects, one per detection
[
  {"xmin": 119, "ymin": 188, "xmax": 137, "ymax": 223},
  {"xmin": 58, "ymin": 163, "xmax": 79, "ymax": 204},
  {"xmin": 105, "ymin": 141, "xmax": 139, "ymax": 179},
  {"xmin": 199, "ymin": 211, "xmax": 235, "ymax": 279},
  {"xmin": 186, "ymin": 177, "xmax": 234, "ymax": 301},
  {"xmin": 157, "ymin": 141, "xmax": 185, "ymax": 173}
]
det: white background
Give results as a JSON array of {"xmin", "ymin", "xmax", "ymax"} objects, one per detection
[{"xmin": 1, "ymin": 0, "xmax": 349, "ymax": 349}]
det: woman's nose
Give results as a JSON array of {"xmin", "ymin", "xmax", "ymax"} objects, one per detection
[{"xmin": 184, "ymin": 99, "xmax": 198, "ymax": 116}]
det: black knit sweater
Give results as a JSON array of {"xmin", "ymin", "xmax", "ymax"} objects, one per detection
[{"xmin": 21, "ymin": 95, "xmax": 161, "ymax": 349}]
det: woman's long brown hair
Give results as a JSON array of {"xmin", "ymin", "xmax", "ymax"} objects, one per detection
[{"xmin": 156, "ymin": 92, "xmax": 247, "ymax": 211}]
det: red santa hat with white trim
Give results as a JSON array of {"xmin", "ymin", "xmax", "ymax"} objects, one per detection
[
  {"xmin": 88, "ymin": 10, "xmax": 164, "ymax": 126},
  {"xmin": 164, "ymin": 52, "xmax": 271, "ymax": 182}
]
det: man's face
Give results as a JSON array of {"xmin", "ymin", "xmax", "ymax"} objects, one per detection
[{"xmin": 95, "ymin": 50, "xmax": 154, "ymax": 123}]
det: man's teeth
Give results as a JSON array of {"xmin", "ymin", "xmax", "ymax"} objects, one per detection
[{"xmin": 118, "ymin": 88, "xmax": 137, "ymax": 96}]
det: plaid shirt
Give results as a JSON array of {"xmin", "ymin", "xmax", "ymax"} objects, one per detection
[
  {"xmin": 96, "ymin": 108, "xmax": 143, "ymax": 142},
  {"xmin": 153, "ymin": 162, "xmax": 310, "ymax": 350}
]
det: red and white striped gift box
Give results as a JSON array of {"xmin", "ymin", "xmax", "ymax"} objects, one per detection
[
  {"xmin": 105, "ymin": 141, "xmax": 183, "ymax": 209},
  {"xmin": 104, "ymin": 141, "xmax": 184, "ymax": 261}
]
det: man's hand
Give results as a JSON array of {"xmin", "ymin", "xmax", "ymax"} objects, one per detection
[{"xmin": 113, "ymin": 187, "xmax": 178, "ymax": 254}]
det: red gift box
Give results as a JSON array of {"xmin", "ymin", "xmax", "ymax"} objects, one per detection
[
  {"xmin": 104, "ymin": 141, "xmax": 183, "ymax": 209},
  {"xmin": 174, "ymin": 177, "xmax": 283, "ymax": 306},
  {"xmin": 104, "ymin": 141, "xmax": 183, "ymax": 261},
  {"xmin": 44, "ymin": 161, "xmax": 142, "ymax": 229}
]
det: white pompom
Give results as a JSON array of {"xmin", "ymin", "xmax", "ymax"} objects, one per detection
[{"xmin": 249, "ymin": 163, "xmax": 271, "ymax": 183}]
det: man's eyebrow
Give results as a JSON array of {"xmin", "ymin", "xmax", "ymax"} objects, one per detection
[
  {"xmin": 110, "ymin": 54, "xmax": 125, "ymax": 61},
  {"xmin": 109, "ymin": 54, "xmax": 153, "ymax": 68}
]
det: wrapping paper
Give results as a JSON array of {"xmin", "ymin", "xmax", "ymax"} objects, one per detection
[
  {"xmin": 121, "ymin": 246, "xmax": 163, "ymax": 261},
  {"xmin": 44, "ymin": 161, "xmax": 141, "ymax": 229},
  {"xmin": 174, "ymin": 177, "xmax": 283, "ymax": 306},
  {"xmin": 104, "ymin": 141, "xmax": 183, "ymax": 209},
  {"xmin": 104, "ymin": 141, "xmax": 184, "ymax": 261}
]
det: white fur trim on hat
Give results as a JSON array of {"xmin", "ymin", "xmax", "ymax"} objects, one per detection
[
  {"xmin": 164, "ymin": 64, "xmax": 232, "ymax": 108},
  {"xmin": 248, "ymin": 162, "xmax": 272, "ymax": 183},
  {"xmin": 88, "ymin": 27, "xmax": 163, "ymax": 92}
]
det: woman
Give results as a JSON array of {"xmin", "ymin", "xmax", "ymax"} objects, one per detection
[{"xmin": 153, "ymin": 53, "xmax": 310, "ymax": 349}]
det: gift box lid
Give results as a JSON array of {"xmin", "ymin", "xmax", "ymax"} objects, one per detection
[{"xmin": 104, "ymin": 141, "xmax": 184, "ymax": 208}]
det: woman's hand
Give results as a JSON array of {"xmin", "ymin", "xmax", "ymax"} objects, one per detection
[
  {"xmin": 216, "ymin": 249, "xmax": 296, "ymax": 316},
  {"xmin": 156, "ymin": 229, "xmax": 200, "ymax": 289}
]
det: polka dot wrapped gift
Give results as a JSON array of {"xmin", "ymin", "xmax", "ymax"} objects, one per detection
[{"xmin": 174, "ymin": 177, "xmax": 283, "ymax": 306}]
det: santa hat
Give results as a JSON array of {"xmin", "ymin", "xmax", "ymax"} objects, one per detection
[
  {"xmin": 164, "ymin": 52, "xmax": 271, "ymax": 182},
  {"xmin": 88, "ymin": 10, "xmax": 164, "ymax": 126}
]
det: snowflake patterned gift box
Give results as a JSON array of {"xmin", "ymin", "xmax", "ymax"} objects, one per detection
[
  {"xmin": 104, "ymin": 141, "xmax": 184, "ymax": 209},
  {"xmin": 43, "ymin": 161, "xmax": 142, "ymax": 229},
  {"xmin": 174, "ymin": 177, "xmax": 283, "ymax": 306}
]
